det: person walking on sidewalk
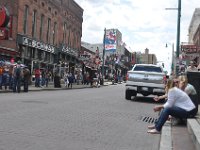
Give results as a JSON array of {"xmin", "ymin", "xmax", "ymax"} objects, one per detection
[
  {"xmin": 64, "ymin": 72, "xmax": 69, "ymax": 87},
  {"xmin": 13, "ymin": 62, "xmax": 23, "ymax": 93},
  {"xmin": 34, "ymin": 68, "xmax": 41, "ymax": 87},
  {"xmin": 2, "ymin": 65, "xmax": 9, "ymax": 90},
  {"xmin": 67, "ymin": 73, "xmax": 73, "ymax": 88},
  {"xmin": 45, "ymin": 70, "xmax": 50, "ymax": 87},
  {"xmin": 0, "ymin": 64, "xmax": 5, "ymax": 90},
  {"xmin": 147, "ymin": 79, "xmax": 196, "ymax": 134},
  {"xmin": 23, "ymin": 67, "xmax": 30, "ymax": 92}
]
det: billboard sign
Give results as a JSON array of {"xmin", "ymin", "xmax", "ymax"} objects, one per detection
[{"xmin": 105, "ymin": 29, "xmax": 116, "ymax": 52}]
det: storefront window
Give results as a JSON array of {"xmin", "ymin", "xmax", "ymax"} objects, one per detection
[
  {"xmin": 39, "ymin": 14, "xmax": 44, "ymax": 40},
  {"xmin": 32, "ymin": 10, "xmax": 37, "ymax": 37},
  {"xmin": 37, "ymin": 50, "xmax": 43, "ymax": 60},
  {"xmin": 63, "ymin": 22, "xmax": 67, "ymax": 44},
  {"xmin": 53, "ymin": 22, "xmax": 57, "ymax": 45},
  {"xmin": 23, "ymin": 5, "xmax": 29, "ymax": 34},
  {"xmin": 46, "ymin": 18, "xmax": 51, "ymax": 43}
]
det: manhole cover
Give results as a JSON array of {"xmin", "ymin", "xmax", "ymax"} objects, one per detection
[{"xmin": 139, "ymin": 116, "xmax": 157, "ymax": 124}]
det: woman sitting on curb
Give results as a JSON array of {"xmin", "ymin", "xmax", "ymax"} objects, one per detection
[
  {"xmin": 178, "ymin": 75, "xmax": 198, "ymax": 116},
  {"xmin": 148, "ymin": 79, "xmax": 196, "ymax": 134}
]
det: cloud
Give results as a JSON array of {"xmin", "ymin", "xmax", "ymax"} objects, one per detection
[{"xmin": 75, "ymin": 0, "xmax": 200, "ymax": 73}]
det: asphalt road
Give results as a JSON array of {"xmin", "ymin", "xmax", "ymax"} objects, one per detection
[{"xmin": 0, "ymin": 83, "xmax": 162, "ymax": 150}]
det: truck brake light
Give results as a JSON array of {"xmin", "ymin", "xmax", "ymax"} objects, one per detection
[{"xmin": 126, "ymin": 73, "xmax": 129, "ymax": 81}]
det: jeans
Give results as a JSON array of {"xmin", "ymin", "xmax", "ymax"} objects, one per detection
[
  {"xmin": 41, "ymin": 77, "xmax": 45, "ymax": 86},
  {"xmin": 9, "ymin": 75, "xmax": 13, "ymax": 90},
  {"xmin": 13, "ymin": 77, "xmax": 21, "ymax": 93},
  {"xmin": 0, "ymin": 75, "xmax": 2, "ymax": 89},
  {"xmin": 2, "ymin": 73, "xmax": 8, "ymax": 90},
  {"xmin": 45, "ymin": 78, "xmax": 49, "ymax": 87},
  {"xmin": 155, "ymin": 106, "xmax": 195, "ymax": 131},
  {"xmin": 23, "ymin": 79, "xmax": 29, "ymax": 92},
  {"xmin": 35, "ymin": 77, "xmax": 40, "ymax": 87}
]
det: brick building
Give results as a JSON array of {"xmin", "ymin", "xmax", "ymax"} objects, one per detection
[{"xmin": 0, "ymin": 0, "xmax": 83, "ymax": 74}]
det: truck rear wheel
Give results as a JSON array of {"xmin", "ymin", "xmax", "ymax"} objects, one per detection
[{"xmin": 125, "ymin": 90, "xmax": 132, "ymax": 100}]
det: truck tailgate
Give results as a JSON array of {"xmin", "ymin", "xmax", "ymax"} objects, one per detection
[{"xmin": 127, "ymin": 71, "xmax": 165, "ymax": 84}]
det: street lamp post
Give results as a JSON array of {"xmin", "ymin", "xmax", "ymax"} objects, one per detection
[
  {"xmin": 176, "ymin": 0, "xmax": 181, "ymax": 59},
  {"xmin": 166, "ymin": 0, "xmax": 181, "ymax": 76},
  {"xmin": 102, "ymin": 28, "xmax": 106, "ymax": 85}
]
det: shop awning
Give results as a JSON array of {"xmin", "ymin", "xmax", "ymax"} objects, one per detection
[
  {"xmin": 0, "ymin": 47, "xmax": 19, "ymax": 57},
  {"xmin": 83, "ymin": 61, "xmax": 98, "ymax": 70}
]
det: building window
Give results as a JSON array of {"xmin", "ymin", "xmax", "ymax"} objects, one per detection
[
  {"xmin": 53, "ymin": 22, "xmax": 57, "ymax": 45},
  {"xmin": 37, "ymin": 50, "xmax": 43, "ymax": 60},
  {"xmin": 68, "ymin": 28, "xmax": 71, "ymax": 47},
  {"xmin": 63, "ymin": 22, "xmax": 67, "ymax": 44},
  {"xmin": 48, "ymin": 7, "xmax": 51, "ymax": 12},
  {"xmin": 39, "ymin": 14, "xmax": 44, "ymax": 40},
  {"xmin": 32, "ymin": 10, "xmax": 37, "ymax": 37},
  {"xmin": 46, "ymin": 18, "xmax": 51, "ymax": 43},
  {"xmin": 23, "ymin": 5, "xmax": 29, "ymax": 34},
  {"xmin": 44, "ymin": 52, "xmax": 50, "ymax": 62}
]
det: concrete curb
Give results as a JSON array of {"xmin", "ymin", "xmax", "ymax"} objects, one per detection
[
  {"xmin": 159, "ymin": 122, "xmax": 173, "ymax": 150},
  {"xmin": 0, "ymin": 82, "xmax": 112, "ymax": 93}
]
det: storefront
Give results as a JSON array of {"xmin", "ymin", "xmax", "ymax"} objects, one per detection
[
  {"xmin": 16, "ymin": 34, "xmax": 56, "ymax": 74},
  {"xmin": 57, "ymin": 44, "xmax": 79, "ymax": 76},
  {"xmin": 181, "ymin": 44, "xmax": 200, "ymax": 65}
]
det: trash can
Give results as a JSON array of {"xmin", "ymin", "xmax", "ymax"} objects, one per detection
[
  {"xmin": 186, "ymin": 71, "xmax": 200, "ymax": 104},
  {"xmin": 54, "ymin": 75, "xmax": 61, "ymax": 88}
]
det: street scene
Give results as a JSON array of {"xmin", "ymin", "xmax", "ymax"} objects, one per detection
[
  {"xmin": 0, "ymin": 83, "xmax": 161, "ymax": 150},
  {"xmin": 1, "ymin": 0, "xmax": 200, "ymax": 150}
]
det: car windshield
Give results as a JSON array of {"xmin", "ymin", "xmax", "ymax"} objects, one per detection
[{"xmin": 134, "ymin": 66, "xmax": 162, "ymax": 72}]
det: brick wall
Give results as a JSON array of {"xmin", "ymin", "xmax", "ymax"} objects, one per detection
[{"xmin": 0, "ymin": 0, "xmax": 83, "ymax": 51}]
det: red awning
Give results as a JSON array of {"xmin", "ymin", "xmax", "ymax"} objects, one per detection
[
  {"xmin": 83, "ymin": 60, "xmax": 98, "ymax": 70},
  {"xmin": 0, "ymin": 48, "xmax": 19, "ymax": 57}
]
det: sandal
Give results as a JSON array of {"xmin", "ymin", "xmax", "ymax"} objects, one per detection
[
  {"xmin": 148, "ymin": 125, "xmax": 155, "ymax": 129},
  {"xmin": 147, "ymin": 129, "xmax": 160, "ymax": 134}
]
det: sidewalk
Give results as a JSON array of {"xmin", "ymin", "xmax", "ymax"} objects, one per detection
[{"xmin": 0, "ymin": 81, "xmax": 112, "ymax": 93}]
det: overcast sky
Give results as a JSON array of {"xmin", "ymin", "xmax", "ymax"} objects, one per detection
[{"xmin": 74, "ymin": 0, "xmax": 200, "ymax": 73}]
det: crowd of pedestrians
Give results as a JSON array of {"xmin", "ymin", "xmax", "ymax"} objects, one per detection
[{"xmin": 0, "ymin": 61, "xmax": 30, "ymax": 93}]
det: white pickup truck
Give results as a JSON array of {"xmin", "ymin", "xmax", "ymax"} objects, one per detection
[{"xmin": 125, "ymin": 64, "xmax": 166, "ymax": 100}]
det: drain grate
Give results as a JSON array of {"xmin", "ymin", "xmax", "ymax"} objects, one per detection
[{"xmin": 140, "ymin": 116, "xmax": 157, "ymax": 124}]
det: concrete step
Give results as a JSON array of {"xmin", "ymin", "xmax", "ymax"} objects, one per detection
[
  {"xmin": 172, "ymin": 124, "xmax": 196, "ymax": 150},
  {"xmin": 159, "ymin": 117, "xmax": 198, "ymax": 150},
  {"xmin": 187, "ymin": 118, "xmax": 200, "ymax": 150}
]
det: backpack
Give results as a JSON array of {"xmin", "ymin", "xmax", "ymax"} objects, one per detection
[{"xmin": 15, "ymin": 67, "xmax": 21, "ymax": 78}]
